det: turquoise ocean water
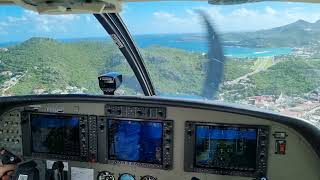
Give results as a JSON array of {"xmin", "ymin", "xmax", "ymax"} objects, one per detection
[
  {"xmin": 133, "ymin": 34, "xmax": 292, "ymax": 58},
  {"xmin": 0, "ymin": 34, "xmax": 292, "ymax": 58}
]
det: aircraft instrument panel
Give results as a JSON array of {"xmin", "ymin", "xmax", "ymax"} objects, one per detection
[
  {"xmin": 30, "ymin": 114, "xmax": 81, "ymax": 156},
  {"xmin": 20, "ymin": 106, "xmax": 270, "ymax": 178},
  {"xmin": 21, "ymin": 105, "xmax": 174, "ymax": 170},
  {"xmin": 195, "ymin": 125, "xmax": 257, "ymax": 169},
  {"xmin": 0, "ymin": 103, "xmax": 287, "ymax": 180},
  {"xmin": 1, "ymin": 100, "xmax": 318, "ymax": 180},
  {"xmin": 108, "ymin": 119, "xmax": 163, "ymax": 165},
  {"xmin": 185, "ymin": 122, "xmax": 269, "ymax": 177}
]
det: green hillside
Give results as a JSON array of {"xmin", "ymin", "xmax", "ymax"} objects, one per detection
[
  {"xmin": 0, "ymin": 38, "xmax": 255, "ymax": 96},
  {"xmin": 223, "ymin": 19, "xmax": 320, "ymax": 48},
  {"xmin": 0, "ymin": 38, "xmax": 118, "ymax": 95},
  {"xmin": 1, "ymin": 37, "xmax": 320, "ymax": 99},
  {"xmin": 250, "ymin": 59, "xmax": 320, "ymax": 96}
]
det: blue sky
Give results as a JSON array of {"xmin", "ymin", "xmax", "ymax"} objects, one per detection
[{"xmin": 1, "ymin": 1, "xmax": 320, "ymax": 42}]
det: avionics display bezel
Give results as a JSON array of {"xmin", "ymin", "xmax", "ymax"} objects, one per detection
[
  {"xmin": 21, "ymin": 112, "xmax": 88, "ymax": 161},
  {"xmin": 184, "ymin": 121, "xmax": 269, "ymax": 177},
  {"xmin": 97, "ymin": 117, "xmax": 173, "ymax": 170}
]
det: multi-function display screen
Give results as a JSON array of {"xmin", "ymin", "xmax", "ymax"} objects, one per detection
[
  {"xmin": 195, "ymin": 125, "xmax": 257, "ymax": 170},
  {"xmin": 108, "ymin": 119, "xmax": 163, "ymax": 164},
  {"xmin": 31, "ymin": 114, "xmax": 80, "ymax": 156}
]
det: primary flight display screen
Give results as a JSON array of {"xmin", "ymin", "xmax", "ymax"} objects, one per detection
[
  {"xmin": 30, "ymin": 114, "xmax": 80, "ymax": 156},
  {"xmin": 195, "ymin": 125, "xmax": 257, "ymax": 171},
  {"xmin": 108, "ymin": 119, "xmax": 163, "ymax": 164}
]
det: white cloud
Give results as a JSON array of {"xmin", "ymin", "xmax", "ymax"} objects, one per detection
[
  {"xmin": 0, "ymin": 10, "xmax": 81, "ymax": 33},
  {"xmin": 149, "ymin": 6, "xmax": 320, "ymax": 33},
  {"xmin": 7, "ymin": 16, "xmax": 27, "ymax": 23},
  {"xmin": 231, "ymin": 7, "xmax": 257, "ymax": 17},
  {"xmin": 0, "ymin": 27, "xmax": 7, "ymax": 35},
  {"xmin": 120, "ymin": 4, "xmax": 129, "ymax": 15},
  {"xmin": 0, "ymin": 22, "xmax": 8, "ymax": 26},
  {"xmin": 151, "ymin": 11, "xmax": 200, "ymax": 33},
  {"xmin": 85, "ymin": 16, "xmax": 91, "ymax": 22},
  {"xmin": 0, "ymin": 9, "xmax": 106, "ymax": 42},
  {"xmin": 153, "ymin": 11, "xmax": 196, "ymax": 24},
  {"xmin": 265, "ymin": 6, "xmax": 276, "ymax": 15},
  {"xmin": 153, "ymin": 12, "xmax": 174, "ymax": 19},
  {"xmin": 22, "ymin": 10, "xmax": 80, "ymax": 32}
]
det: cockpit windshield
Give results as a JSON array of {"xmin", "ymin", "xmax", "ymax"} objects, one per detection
[
  {"xmin": 0, "ymin": 7, "xmax": 143, "ymax": 96},
  {"xmin": 1, "ymin": 2, "xmax": 320, "ymax": 123},
  {"xmin": 123, "ymin": 2, "xmax": 320, "ymax": 123}
]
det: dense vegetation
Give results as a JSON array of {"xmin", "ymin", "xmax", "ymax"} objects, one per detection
[
  {"xmin": 0, "ymin": 38, "xmax": 116, "ymax": 95},
  {"xmin": 0, "ymin": 36, "xmax": 320, "ymax": 100},
  {"xmin": 0, "ymin": 38, "xmax": 256, "ymax": 96},
  {"xmin": 251, "ymin": 59, "xmax": 320, "ymax": 96},
  {"xmin": 222, "ymin": 20, "xmax": 320, "ymax": 48}
]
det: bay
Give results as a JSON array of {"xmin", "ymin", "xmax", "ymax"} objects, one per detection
[
  {"xmin": 133, "ymin": 34, "xmax": 293, "ymax": 58},
  {"xmin": 0, "ymin": 34, "xmax": 293, "ymax": 58}
]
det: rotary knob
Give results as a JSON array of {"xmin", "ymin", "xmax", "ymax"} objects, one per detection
[{"xmin": 97, "ymin": 171, "xmax": 115, "ymax": 180}]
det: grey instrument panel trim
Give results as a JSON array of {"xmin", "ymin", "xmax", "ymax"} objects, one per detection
[{"xmin": 0, "ymin": 94, "xmax": 319, "ymax": 158}]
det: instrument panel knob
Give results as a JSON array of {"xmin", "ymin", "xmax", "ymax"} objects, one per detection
[
  {"xmin": 80, "ymin": 123, "xmax": 86, "ymax": 128},
  {"xmin": 97, "ymin": 171, "xmax": 115, "ymax": 180}
]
